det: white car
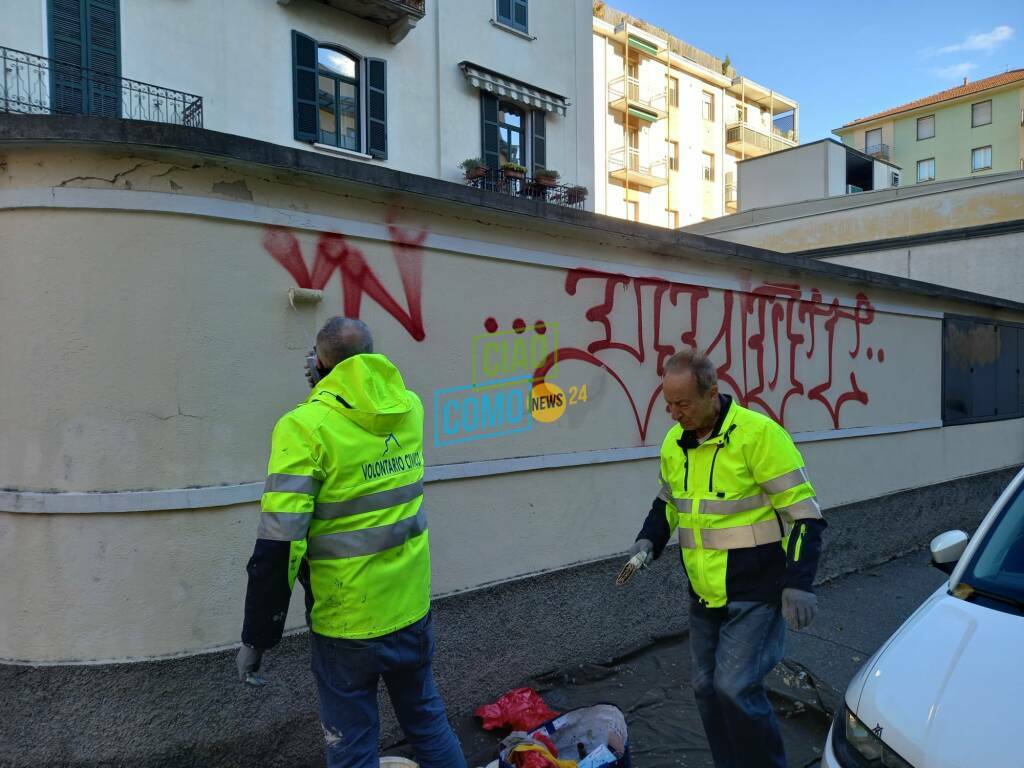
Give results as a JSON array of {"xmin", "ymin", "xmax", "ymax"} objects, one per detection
[{"xmin": 822, "ymin": 468, "xmax": 1024, "ymax": 768}]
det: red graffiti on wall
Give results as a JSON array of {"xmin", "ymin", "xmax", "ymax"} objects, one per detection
[
  {"xmin": 533, "ymin": 268, "xmax": 878, "ymax": 440},
  {"xmin": 263, "ymin": 222, "xmax": 427, "ymax": 341}
]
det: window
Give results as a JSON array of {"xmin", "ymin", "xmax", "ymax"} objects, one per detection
[
  {"xmin": 317, "ymin": 47, "xmax": 360, "ymax": 151},
  {"xmin": 972, "ymin": 145, "xmax": 992, "ymax": 172},
  {"xmin": 668, "ymin": 140, "xmax": 679, "ymax": 171},
  {"xmin": 292, "ymin": 31, "xmax": 387, "ymax": 158},
  {"xmin": 917, "ymin": 158, "xmax": 935, "ymax": 182},
  {"xmin": 917, "ymin": 114, "xmax": 935, "ymax": 140},
  {"xmin": 972, "ymin": 100, "xmax": 992, "ymax": 128},
  {"xmin": 626, "ymin": 200, "xmax": 639, "ymax": 222},
  {"xmin": 865, "ymin": 127, "xmax": 882, "ymax": 152},
  {"xmin": 48, "ymin": 0, "xmax": 121, "ymax": 117},
  {"xmin": 702, "ymin": 91, "xmax": 714, "ymax": 121},
  {"xmin": 496, "ymin": 0, "xmax": 528, "ymax": 34},
  {"xmin": 497, "ymin": 101, "xmax": 524, "ymax": 166},
  {"xmin": 667, "ymin": 209, "xmax": 680, "ymax": 228},
  {"xmin": 668, "ymin": 77, "xmax": 679, "ymax": 108},
  {"xmin": 702, "ymin": 152, "xmax": 714, "ymax": 182},
  {"xmin": 943, "ymin": 316, "xmax": 1024, "ymax": 424}
]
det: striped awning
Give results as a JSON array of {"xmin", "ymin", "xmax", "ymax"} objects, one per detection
[{"xmin": 460, "ymin": 61, "xmax": 570, "ymax": 117}]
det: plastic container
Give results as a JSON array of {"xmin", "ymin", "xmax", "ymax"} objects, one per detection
[{"xmin": 498, "ymin": 704, "xmax": 630, "ymax": 768}]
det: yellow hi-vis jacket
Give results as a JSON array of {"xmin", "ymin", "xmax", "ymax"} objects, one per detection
[
  {"xmin": 244, "ymin": 353, "xmax": 429, "ymax": 643},
  {"xmin": 656, "ymin": 397, "xmax": 823, "ymax": 608}
]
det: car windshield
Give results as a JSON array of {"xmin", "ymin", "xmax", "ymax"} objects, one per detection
[{"xmin": 963, "ymin": 481, "xmax": 1024, "ymax": 608}]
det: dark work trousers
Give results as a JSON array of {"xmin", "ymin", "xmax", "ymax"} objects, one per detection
[{"xmin": 689, "ymin": 598, "xmax": 787, "ymax": 768}]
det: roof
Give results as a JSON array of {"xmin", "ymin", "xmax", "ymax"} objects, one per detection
[{"xmin": 839, "ymin": 68, "xmax": 1024, "ymax": 129}]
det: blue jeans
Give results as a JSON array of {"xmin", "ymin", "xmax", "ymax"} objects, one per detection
[
  {"xmin": 689, "ymin": 599, "xmax": 786, "ymax": 768},
  {"xmin": 310, "ymin": 613, "xmax": 467, "ymax": 768}
]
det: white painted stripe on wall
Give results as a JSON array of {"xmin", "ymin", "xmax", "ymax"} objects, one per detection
[
  {"xmin": 0, "ymin": 187, "xmax": 944, "ymax": 319},
  {"xmin": 0, "ymin": 420, "xmax": 943, "ymax": 514}
]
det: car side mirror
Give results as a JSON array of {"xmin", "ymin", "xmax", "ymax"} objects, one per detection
[{"xmin": 930, "ymin": 530, "xmax": 969, "ymax": 575}]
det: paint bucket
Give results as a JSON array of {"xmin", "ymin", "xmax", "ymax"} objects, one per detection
[{"xmin": 379, "ymin": 758, "xmax": 418, "ymax": 768}]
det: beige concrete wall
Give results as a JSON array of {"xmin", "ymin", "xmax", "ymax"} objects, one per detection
[
  {"xmin": 4, "ymin": 144, "xmax": 1024, "ymax": 662},
  {"xmin": 685, "ymin": 172, "xmax": 1024, "ymax": 252},
  {"xmin": 738, "ymin": 143, "xmax": 826, "ymax": 211}
]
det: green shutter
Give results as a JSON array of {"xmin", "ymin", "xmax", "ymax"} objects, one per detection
[
  {"xmin": 292, "ymin": 30, "xmax": 319, "ymax": 142},
  {"xmin": 532, "ymin": 110, "xmax": 546, "ymax": 174},
  {"xmin": 365, "ymin": 58, "xmax": 387, "ymax": 159},
  {"xmin": 481, "ymin": 92, "xmax": 500, "ymax": 171},
  {"xmin": 48, "ymin": 0, "xmax": 120, "ymax": 116}
]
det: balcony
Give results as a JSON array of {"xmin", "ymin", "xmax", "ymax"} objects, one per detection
[
  {"xmin": 278, "ymin": 0, "xmax": 425, "ymax": 43},
  {"xmin": 607, "ymin": 76, "xmax": 667, "ymax": 121},
  {"xmin": 864, "ymin": 143, "xmax": 891, "ymax": 161},
  {"xmin": 465, "ymin": 169, "xmax": 587, "ymax": 210},
  {"xmin": 725, "ymin": 121, "xmax": 796, "ymax": 158},
  {"xmin": 608, "ymin": 147, "xmax": 668, "ymax": 188},
  {"xmin": 0, "ymin": 46, "xmax": 202, "ymax": 126},
  {"xmin": 725, "ymin": 183, "xmax": 737, "ymax": 212}
]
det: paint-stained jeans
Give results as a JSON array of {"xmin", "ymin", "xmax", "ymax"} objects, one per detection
[
  {"xmin": 689, "ymin": 598, "xmax": 787, "ymax": 768},
  {"xmin": 310, "ymin": 613, "xmax": 468, "ymax": 768}
]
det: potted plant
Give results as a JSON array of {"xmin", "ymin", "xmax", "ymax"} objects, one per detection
[
  {"xmin": 460, "ymin": 157, "xmax": 487, "ymax": 180},
  {"xmin": 535, "ymin": 169, "xmax": 560, "ymax": 188},
  {"xmin": 500, "ymin": 161, "xmax": 527, "ymax": 180},
  {"xmin": 566, "ymin": 185, "xmax": 588, "ymax": 205}
]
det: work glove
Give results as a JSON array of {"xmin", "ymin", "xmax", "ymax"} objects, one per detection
[
  {"xmin": 304, "ymin": 349, "xmax": 320, "ymax": 389},
  {"xmin": 781, "ymin": 588, "xmax": 817, "ymax": 630},
  {"xmin": 236, "ymin": 644, "xmax": 266, "ymax": 686},
  {"xmin": 616, "ymin": 539, "xmax": 654, "ymax": 585}
]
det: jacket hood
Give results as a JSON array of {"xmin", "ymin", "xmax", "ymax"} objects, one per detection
[{"xmin": 310, "ymin": 353, "xmax": 414, "ymax": 435}]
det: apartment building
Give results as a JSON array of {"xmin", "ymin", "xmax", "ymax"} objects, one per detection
[
  {"xmin": 834, "ymin": 69, "xmax": 1024, "ymax": 185},
  {"xmin": 0, "ymin": 0, "xmax": 595, "ymax": 206},
  {"xmin": 592, "ymin": 5, "xmax": 798, "ymax": 227}
]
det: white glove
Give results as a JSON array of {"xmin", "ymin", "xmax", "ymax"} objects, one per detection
[
  {"xmin": 616, "ymin": 539, "xmax": 653, "ymax": 585},
  {"xmin": 781, "ymin": 588, "xmax": 817, "ymax": 630}
]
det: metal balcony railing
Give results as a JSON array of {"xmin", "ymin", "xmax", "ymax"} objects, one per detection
[
  {"xmin": 0, "ymin": 46, "xmax": 203, "ymax": 127},
  {"xmin": 864, "ymin": 143, "xmax": 890, "ymax": 161},
  {"xmin": 466, "ymin": 169, "xmax": 587, "ymax": 210},
  {"xmin": 725, "ymin": 184, "xmax": 737, "ymax": 203},
  {"xmin": 725, "ymin": 121, "xmax": 797, "ymax": 154},
  {"xmin": 608, "ymin": 146, "xmax": 668, "ymax": 181},
  {"xmin": 608, "ymin": 75, "xmax": 667, "ymax": 114}
]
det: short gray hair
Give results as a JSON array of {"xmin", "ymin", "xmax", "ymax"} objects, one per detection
[
  {"xmin": 316, "ymin": 316, "xmax": 373, "ymax": 369},
  {"xmin": 664, "ymin": 348, "xmax": 717, "ymax": 394}
]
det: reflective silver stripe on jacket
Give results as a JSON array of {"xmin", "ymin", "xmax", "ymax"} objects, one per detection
[
  {"xmin": 658, "ymin": 483, "xmax": 672, "ymax": 503},
  {"xmin": 776, "ymin": 496, "xmax": 823, "ymax": 521},
  {"xmin": 760, "ymin": 467, "xmax": 810, "ymax": 495},
  {"xmin": 257, "ymin": 511, "xmax": 313, "ymax": 541},
  {"xmin": 314, "ymin": 479, "xmax": 424, "ymax": 520},
  {"xmin": 264, "ymin": 473, "xmax": 322, "ymax": 496},
  {"xmin": 698, "ymin": 493, "xmax": 770, "ymax": 515},
  {"xmin": 678, "ymin": 519, "xmax": 783, "ymax": 550},
  {"xmin": 308, "ymin": 507, "xmax": 428, "ymax": 560}
]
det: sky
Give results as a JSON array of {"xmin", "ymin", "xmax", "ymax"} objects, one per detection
[{"xmin": 615, "ymin": 0, "xmax": 1024, "ymax": 142}]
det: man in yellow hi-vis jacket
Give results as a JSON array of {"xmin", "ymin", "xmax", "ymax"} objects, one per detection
[
  {"xmin": 237, "ymin": 317, "xmax": 467, "ymax": 768},
  {"xmin": 627, "ymin": 348, "xmax": 826, "ymax": 768}
]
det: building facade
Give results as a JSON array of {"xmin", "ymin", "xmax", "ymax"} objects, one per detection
[
  {"xmin": 736, "ymin": 139, "xmax": 900, "ymax": 211},
  {"xmin": 834, "ymin": 69, "xmax": 1024, "ymax": 186},
  {"xmin": 0, "ymin": 0, "xmax": 595, "ymax": 204},
  {"xmin": 592, "ymin": 5, "xmax": 798, "ymax": 227}
]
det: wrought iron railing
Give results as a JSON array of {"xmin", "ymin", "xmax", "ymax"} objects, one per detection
[
  {"xmin": 465, "ymin": 169, "xmax": 587, "ymax": 210},
  {"xmin": 725, "ymin": 121, "xmax": 797, "ymax": 153},
  {"xmin": 0, "ymin": 46, "xmax": 203, "ymax": 127}
]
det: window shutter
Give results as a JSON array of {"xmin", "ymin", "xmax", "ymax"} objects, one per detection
[
  {"xmin": 365, "ymin": 58, "xmax": 387, "ymax": 159},
  {"xmin": 512, "ymin": 0, "xmax": 528, "ymax": 32},
  {"xmin": 85, "ymin": 0, "xmax": 120, "ymax": 117},
  {"xmin": 497, "ymin": 0, "xmax": 513, "ymax": 26},
  {"xmin": 481, "ymin": 92, "xmax": 500, "ymax": 171},
  {"xmin": 292, "ymin": 31, "xmax": 319, "ymax": 143},
  {"xmin": 532, "ymin": 110, "xmax": 546, "ymax": 174},
  {"xmin": 48, "ymin": 0, "xmax": 86, "ymax": 114}
]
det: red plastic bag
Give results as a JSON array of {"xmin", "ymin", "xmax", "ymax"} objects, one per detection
[{"xmin": 474, "ymin": 687, "xmax": 560, "ymax": 731}]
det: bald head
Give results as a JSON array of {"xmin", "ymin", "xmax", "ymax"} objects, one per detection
[{"xmin": 315, "ymin": 316, "xmax": 373, "ymax": 370}]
